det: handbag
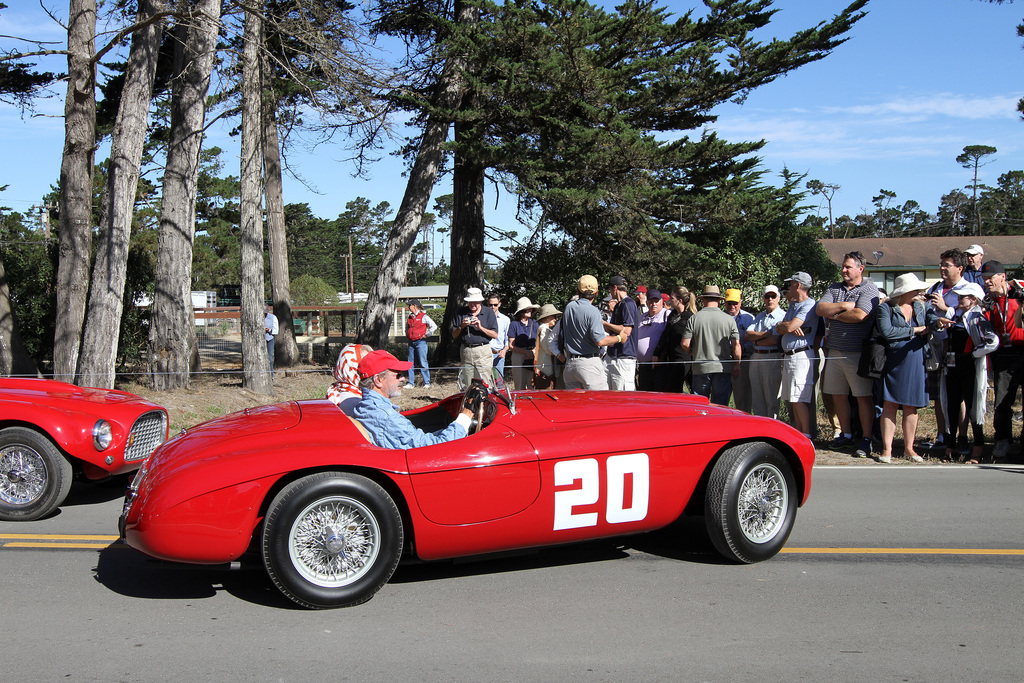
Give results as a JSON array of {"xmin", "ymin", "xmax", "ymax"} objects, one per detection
[
  {"xmin": 856, "ymin": 308, "xmax": 888, "ymax": 380},
  {"xmin": 924, "ymin": 331, "xmax": 942, "ymax": 372},
  {"xmin": 857, "ymin": 336, "xmax": 886, "ymax": 379},
  {"xmin": 534, "ymin": 372, "xmax": 553, "ymax": 390}
]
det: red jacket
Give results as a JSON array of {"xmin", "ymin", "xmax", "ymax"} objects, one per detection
[
  {"xmin": 986, "ymin": 295, "xmax": 1024, "ymax": 349},
  {"xmin": 407, "ymin": 310, "xmax": 429, "ymax": 341}
]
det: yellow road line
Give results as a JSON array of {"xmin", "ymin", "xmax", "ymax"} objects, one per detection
[
  {"xmin": 0, "ymin": 533, "xmax": 118, "ymax": 541},
  {"xmin": 782, "ymin": 547, "xmax": 1024, "ymax": 555},
  {"xmin": 4, "ymin": 542, "xmax": 115, "ymax": 549}
]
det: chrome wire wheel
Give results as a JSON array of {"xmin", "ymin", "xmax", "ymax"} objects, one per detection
[
  {"xmin": 287, "ymin": 495, "xmax": 381, "ymax": 588},
  {"xmin": 705, "ymin": 442, "xmax": 797, "ymax": 563},
  {"xmin": 0, "ymin": 444, "xmax": 47, "ymax": 506},
  {"xmin": 736, "ymin": 463, "xmax": 789, "ymax": 544}
]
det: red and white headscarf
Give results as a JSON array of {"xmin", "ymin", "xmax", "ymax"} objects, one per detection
[{"xmin": 326, "ymin": 344, "xmax": 373, "ymax": 405}]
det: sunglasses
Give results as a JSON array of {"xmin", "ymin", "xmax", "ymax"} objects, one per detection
[
  {"xmin": 763, "ymin": 293, "xmax": 778, "ymax": 299},
  {"xmin": 488, "ymin": 303, "xmax": 500, "ymax": 307}
]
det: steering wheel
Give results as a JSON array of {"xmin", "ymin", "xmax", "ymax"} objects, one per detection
[{"xmin": 461, "ymin": 383, "xmax": 489, "ymax": 434}]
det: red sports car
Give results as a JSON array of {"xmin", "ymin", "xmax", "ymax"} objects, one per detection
[
  {"xmin": 121, "ymin": 376, "xmax": 814, "ymax": 609},
  {"xmin": 1, "ymin": 377, "xmax": 169, "ymax": 521}
]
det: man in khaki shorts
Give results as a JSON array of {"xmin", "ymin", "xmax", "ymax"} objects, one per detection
[{"xmin": 815, "ymin": 251, "xmax": 881, "ymax": 457}]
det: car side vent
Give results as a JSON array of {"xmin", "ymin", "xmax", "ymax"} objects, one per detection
[{"xmin": 124, "ymin": 411, "xmax": 168, "ymax": 462}]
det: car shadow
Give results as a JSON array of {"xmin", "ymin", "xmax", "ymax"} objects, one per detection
[
  {"xmin": 93, "ymin": 545, "xmax": 295, "ymax": 609},
  {"xmin": 95, "ymin": 516, "xmax": 732, "ymax": 609},
  {"xmin": 63, "ymin": 473, "xmax": 134, "ymax": 508}
]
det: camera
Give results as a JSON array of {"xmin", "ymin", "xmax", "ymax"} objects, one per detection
[{"xmin": 1009, "ymin": 279, "xmax": 1024, "ymax": 301}]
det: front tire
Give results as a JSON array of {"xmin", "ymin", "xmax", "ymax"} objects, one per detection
[
  {"xmin": 0, "ymin": 427, "xmax": 74, "ymax": 521},
  {"xmin": 705, "ymin": 442, "xmax": 797, "ymax": 563},
  {"xmin": 262, "ymin": 472, "xmax": 403, "ymax": 609}
]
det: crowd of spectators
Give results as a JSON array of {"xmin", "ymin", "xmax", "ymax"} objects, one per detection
[{"xmin": 384, "ymin": 244, "xmax": 1022, "ymax": 463}]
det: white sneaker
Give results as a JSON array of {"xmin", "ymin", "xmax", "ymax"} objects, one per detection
[
  {"xmin": 993, "ymin": 440, "xmax": 1011, "ymax": 460},
  {"xmin": 405, "ymin": 383, "xmax": 415, "ymax": 389}
]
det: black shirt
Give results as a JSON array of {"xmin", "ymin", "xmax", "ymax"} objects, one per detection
[{"xmin": 451, "ymin": 305, "xmax": 498, "ymax": 346}]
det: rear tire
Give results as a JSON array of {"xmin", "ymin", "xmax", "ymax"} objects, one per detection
[
  {"xmin": 0, "ymin": 427, "xmax": 74, "ymax": 521},
  {"xmin": 262, "ymin": 472, "xmax": 403, "ymax": 609},
  {"xmin": 705, "ymin": 442, "xmax": 797, "ymax": 563}
]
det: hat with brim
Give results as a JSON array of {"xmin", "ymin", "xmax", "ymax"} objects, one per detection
[
  {"xmin": 889, "ymin": 273, "xmax": 929, "ymax": 299},
  {"xmin": 464, "ymin": 287, "xmax": 485, "ymax": 302},
  {"xmin": 965, "ymin": 244, "xmax": 984, "ymax": 256},
  {"xmin": 358, "ymin": 349, "xmax": 413, "ymax": 379},
  {"xmin": 701, "ymin": 285, "xmax": 722, "ymax": 299},
  {"xmin": 514, "ymin": 296, "xmax": 540, "ymax": 317},
  {"xmin": 957, "ymin": 282, "xmax": 986, "ymax": 300},
  {"xmin": 536, "ymin": 303, "xmax": 561, "ymax": 321}
]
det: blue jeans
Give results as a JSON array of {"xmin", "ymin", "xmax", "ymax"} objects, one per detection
[
  {"xmin": 407, "ymin": 339, "xmax": 430, "ymax": 385},
  {"xmin": 692, "ymin": 372, "xmax": 732, "ymax": 406},
  {"xmin": 492, "ymin": 350, "xmax": 506, "ymax": 376},
  {"xmin": 266, "ymin": 338, "xmax": 275, "ymax": 380}
]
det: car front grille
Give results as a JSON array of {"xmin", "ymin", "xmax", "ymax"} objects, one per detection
[{"xmin": 124, "ymin": 411, "xmax": 168, "ymax": 462}]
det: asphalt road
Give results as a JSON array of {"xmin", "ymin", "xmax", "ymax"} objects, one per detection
[{"xmin": 2, "ymin": 466, "xmax": 1023, "ymax": 681}]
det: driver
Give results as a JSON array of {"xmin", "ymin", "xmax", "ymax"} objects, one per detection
[{"xmin": 351, "ymin": 350, "xmax": 479, "ymax": 449}]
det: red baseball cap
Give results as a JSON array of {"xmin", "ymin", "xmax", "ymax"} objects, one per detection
[{"xmin": 358, "ymin": 349, "xmax": 413, "ymax": 379}]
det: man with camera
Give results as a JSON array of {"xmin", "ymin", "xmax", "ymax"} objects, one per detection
[
  {"xmin": 450, "ymin": 287, "xmax": 499, "ymax": 386},
  {"xmin": 981, "ymin": 261, "xmax": 1024, "ymax": 461}
]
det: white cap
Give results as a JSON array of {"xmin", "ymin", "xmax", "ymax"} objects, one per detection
[
  {"xmin": 763, "ymin": 285, "xmax": 780, "ymax": 296},
  {"xmin": 965, "ymin": 244, "xmax": 984, "ymax": 255},
  {"xmin": 958, "ymin": 282, "xmax": 986, "ymax": 299}
]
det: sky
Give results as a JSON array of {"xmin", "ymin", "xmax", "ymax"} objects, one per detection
[{"xmin": 2, "ymin": 0, "xmax": 1023, "ymax": 259}]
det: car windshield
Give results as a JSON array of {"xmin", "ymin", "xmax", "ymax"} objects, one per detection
[{"xmin": 490, "ymin": 367, "xmax": 515, "ymax": 414}]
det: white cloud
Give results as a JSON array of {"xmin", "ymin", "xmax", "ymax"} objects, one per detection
[{"xmin": 827, "ymin": 93, "xmax": 1023, "ymax": 120}]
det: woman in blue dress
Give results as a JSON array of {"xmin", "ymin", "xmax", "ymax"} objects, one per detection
[{"xmin": 875, "ymin": 274, "xmax": 938, "ymax": 463}]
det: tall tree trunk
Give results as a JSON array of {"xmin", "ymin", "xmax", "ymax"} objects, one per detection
[
  {"xmin": 0, "ymin": 253, "xmax": 40, "ymax": 377},
  {"xmin": 358, "ymin": 0, "xmax": 474, "ymax": 349},
  {"xmin": 435, "ymin": 143, "xmax": 486, "ymax": 363},
  {"xmin": 53, "ymin": 0, "xmax": 97, "ymax": 383},
  {"xmin": 240, "ymin": 7, "xmax": 272, "ymax": 394},
  {"xmin": 263, "ymin": 100, "xmax": 297, "ymax": 368},
  {"xmin": 78, "ymin": 0, "xmax": 165, "ymax": 388},
  {"xmin": 148, "ymin": 0, "xmax": 220, "ymax": 390}
]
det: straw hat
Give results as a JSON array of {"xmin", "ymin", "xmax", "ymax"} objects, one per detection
[
  {"xmin": 514, "ymin": 296, "xmax": 540, "ymax": 317},
  {"xmin": 888, "ymin": 273, "xmax": 929, "ymax": 299}
]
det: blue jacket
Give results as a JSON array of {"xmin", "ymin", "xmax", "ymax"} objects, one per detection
[{"xmin": 351, "ymin": 389, "xmax": 467, "ymax": 449}]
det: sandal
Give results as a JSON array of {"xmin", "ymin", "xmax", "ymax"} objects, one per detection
[{"xmin": 906, "ymin": 452, "xmax": 924, "ymax": 463}]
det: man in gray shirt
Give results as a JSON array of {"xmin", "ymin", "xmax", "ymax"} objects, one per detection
[
  {"xmin": 681, "ymin": 284, "xmax": 741, "ymax": 406},
  {"xmin": 561, "ymin": 275, "xmax": 620, "ymax": 390},
  {"xmin": 816, "ymin": 251, "xmax": 881, "ymax": 456}
]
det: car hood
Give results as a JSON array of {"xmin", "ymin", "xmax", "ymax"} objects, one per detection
[
  {"xmin": 524, "ymin": 390, "xmax": 728, "ymax": 422},
  {"xmin": 0, "ymin": 377, "xmax": 155, "ymax": 409}
]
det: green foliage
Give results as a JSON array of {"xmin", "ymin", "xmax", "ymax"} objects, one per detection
[
  {"xmin": 290, "ymin": 273, "xmax": 340, "ymax": 305},
  {"xmin": 0, "ymin": 210, "xmax": 57, "ymax": 364},
  {"xmin": 192, "ymin": 148, "xmax": 243, "ymax": 289},
  {"xmin": 979, "ymin": 170, "xmax": 1024, "ymax": 235},
  {"xmin": 285, "ymin": 198, "xmax": 391, "ymax": 292}
]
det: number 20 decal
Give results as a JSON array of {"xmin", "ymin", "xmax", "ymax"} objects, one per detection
[{"xmin": 553, "ymin": 453, "xmax": 650, "ymax": 530}]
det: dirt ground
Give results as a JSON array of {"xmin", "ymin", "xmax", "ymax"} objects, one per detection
[{"xmin": 119, "ymin": 363, "xmax": 1018, "ymax": 468}]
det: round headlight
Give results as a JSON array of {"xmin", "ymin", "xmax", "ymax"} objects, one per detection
[{"xmin": 93, "ymin": 420, "xmax": 113, "ymax": 451}]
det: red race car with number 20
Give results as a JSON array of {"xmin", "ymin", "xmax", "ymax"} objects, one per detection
[
  {"xmin": 1, "ymin": 377, "xmax": 168, "ymax": 521},
  {"xmin": 121, "ymin": 373, "xmax": 815, "ymax": 609}
]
